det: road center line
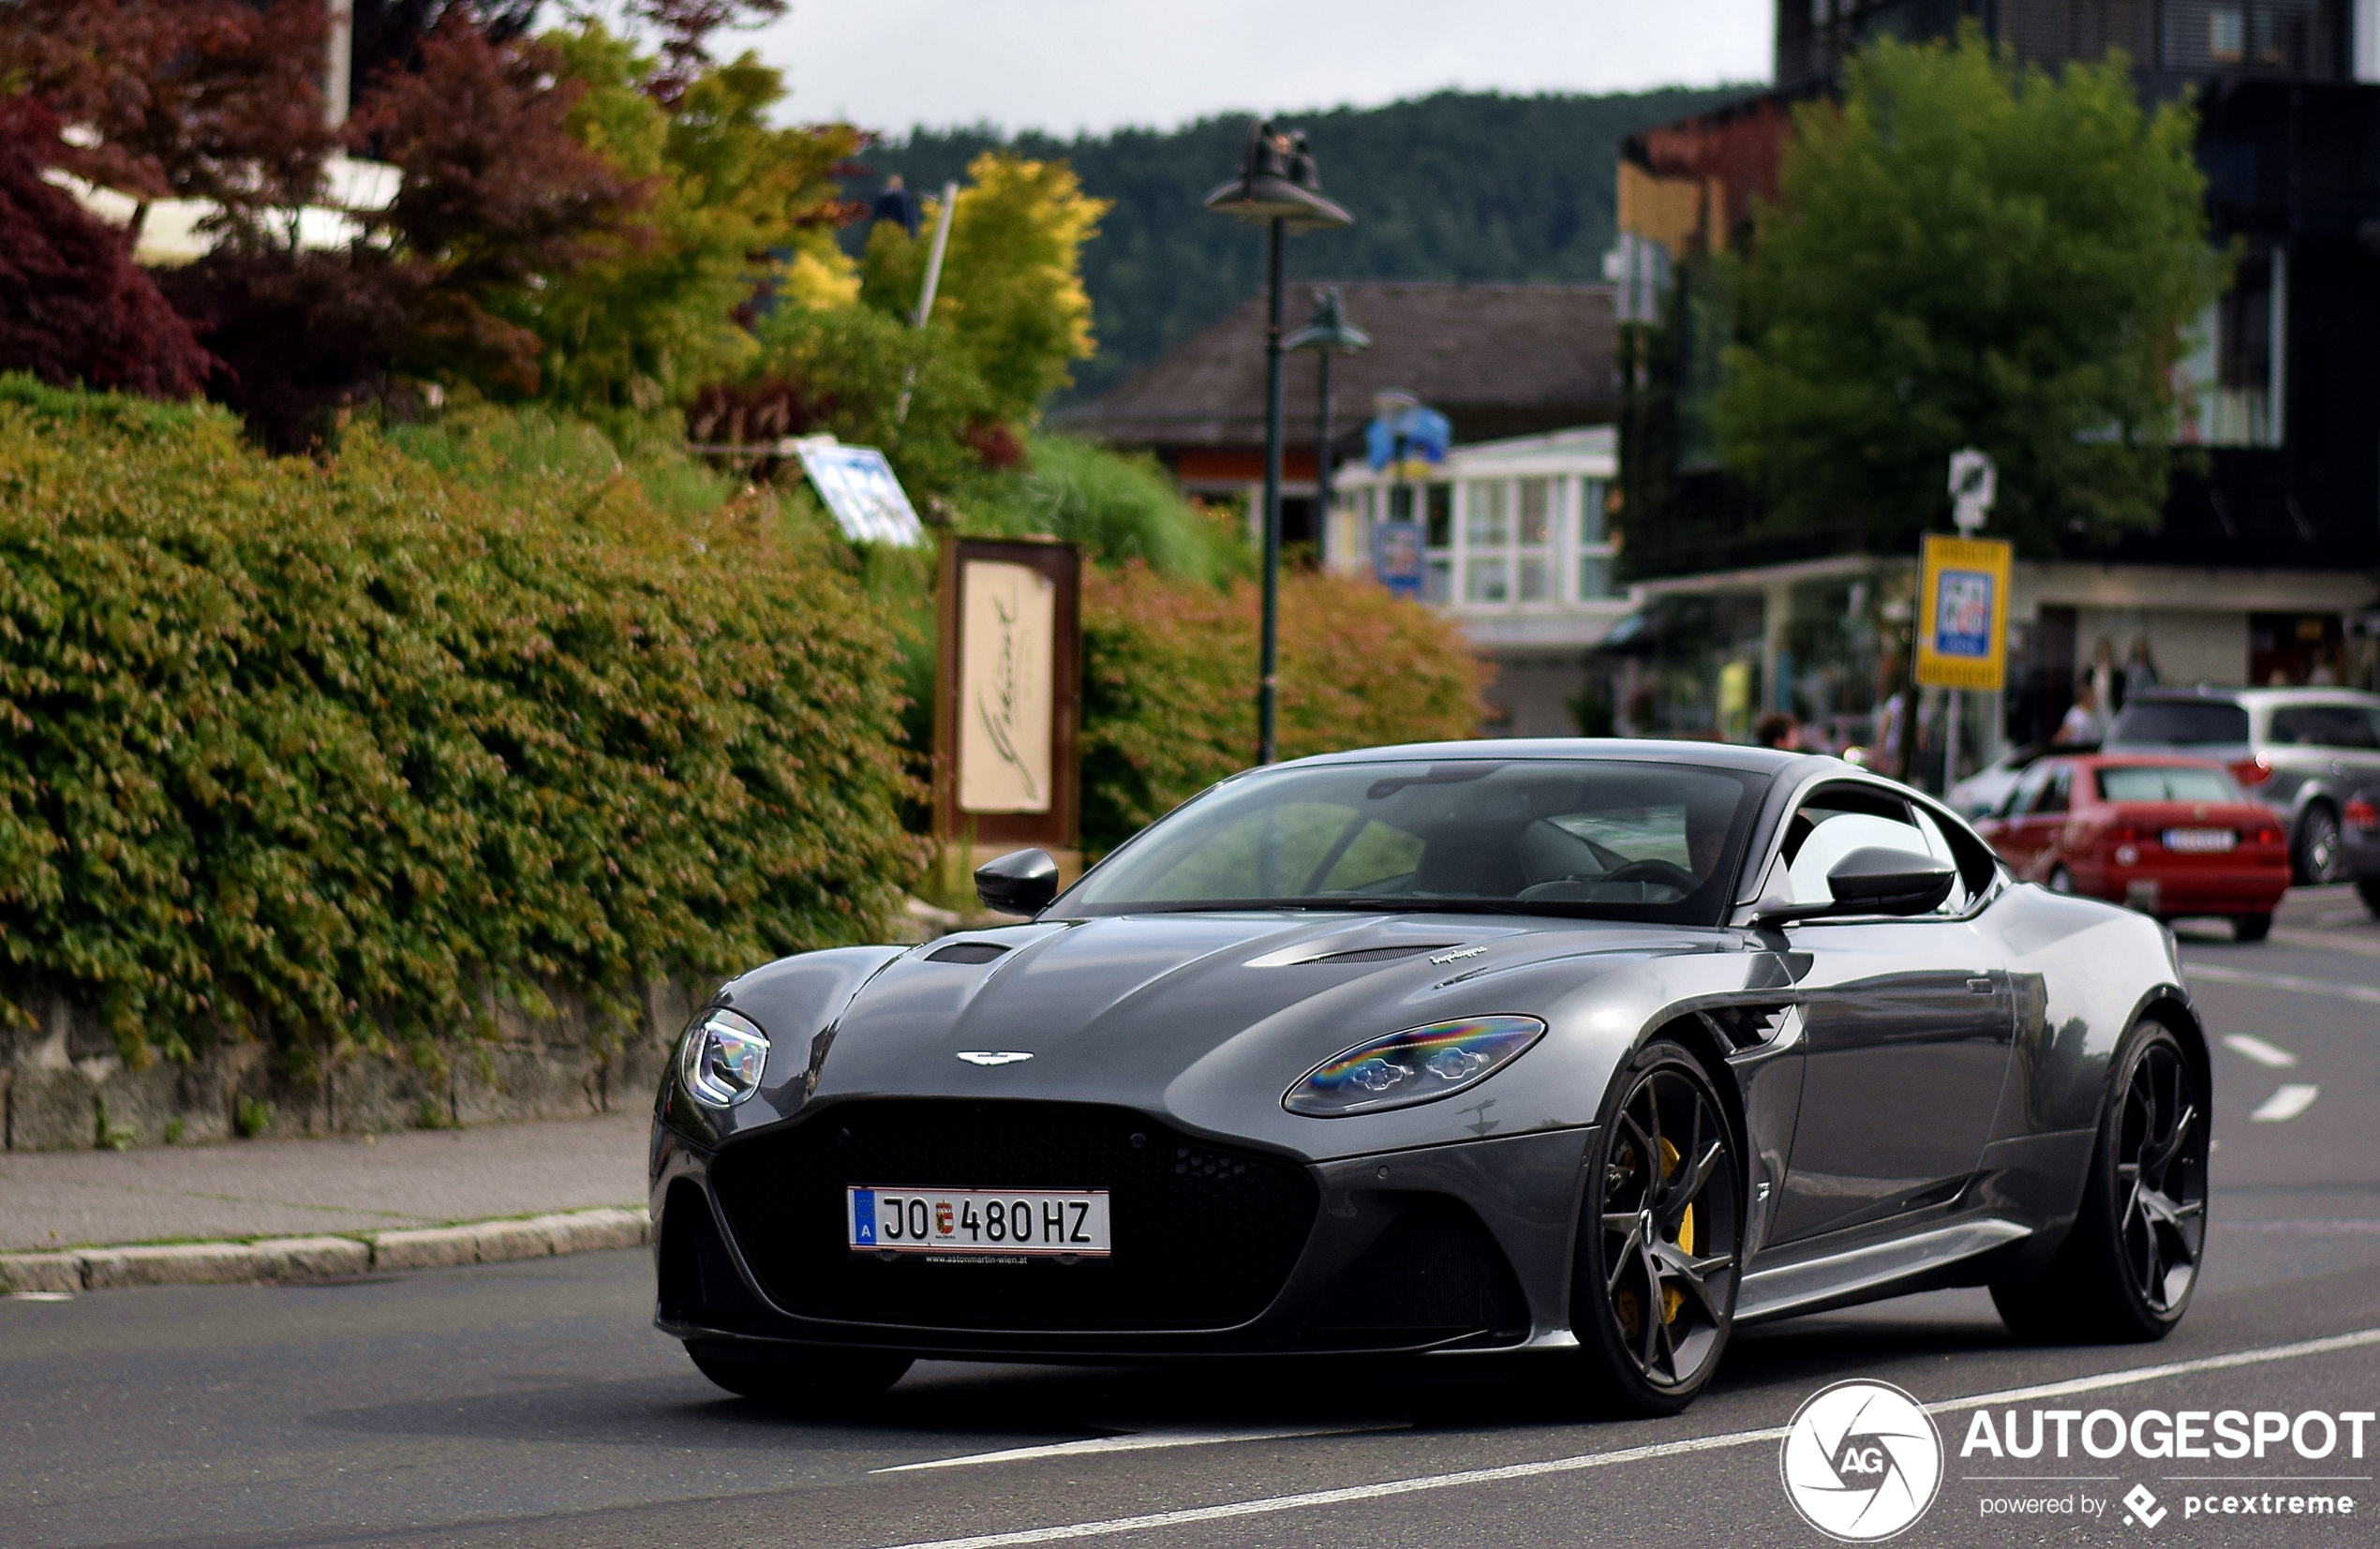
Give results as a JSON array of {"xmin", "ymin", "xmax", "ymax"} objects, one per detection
[
  {"xmin": 870, "ymin": 1328, "xmax": 2380, "ymax": 1549},
  {"xmin": 2222, "ymin": 1034, "xmax": 2298, "ymax": 1068},
  {"xmin": 2251, "ymin": 1083, "xmax": 2321, "ymax": 1123},
  {"xmin": 2185, "ymin": 963, "xmax": 2380, "ymax": 1005}
]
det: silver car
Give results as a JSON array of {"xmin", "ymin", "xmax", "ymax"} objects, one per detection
[{"xmin": 2106, "ymin": 686, "xmax": 2380, "ymax": 884}]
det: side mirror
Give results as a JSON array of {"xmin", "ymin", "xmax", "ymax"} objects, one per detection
[
  {"xmin": 974, "ymin": 848, "xmax": 1059, "ymax": 916},
  {"xmin": 1826, "ymin": 846, "xmax": 1957, "ymax": 914},
  {"xmin": 1752, "ymin": 846, "xmax": 1956, "ymax": 928}
]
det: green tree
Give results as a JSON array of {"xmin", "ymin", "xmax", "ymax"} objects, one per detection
[
  {"xmin": 859, "ymin": 152, "xmax": 1107, "ymax": 423},
  {"xmin": 1712, "ymin": 28, "xmax": 2218, "ymax": 553},
  {"xmin": 530, "ymin": 22, "xmax": 861, "ymax": 417}
]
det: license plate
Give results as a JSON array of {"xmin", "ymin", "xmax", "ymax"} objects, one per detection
[
  {"xmin": 2163, "ymin": 827, "xmax": 2237, "ymax": 853},
  {"xmin": 847, "ymin": 1186, "xmax": 1111, "ymax": 1259}
]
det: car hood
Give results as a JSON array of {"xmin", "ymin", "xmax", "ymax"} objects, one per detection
[{"xmin": 750, "ymin": 910, "xmax": 1744, "ymax": 1159}]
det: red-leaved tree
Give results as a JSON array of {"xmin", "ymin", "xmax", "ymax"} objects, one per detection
[
  {"xmin": 0, "ymin": 0, "xmax": 337, "ymax": 229},
  {"xmin": 349, "ymin": 13, "xmax": 643, "ymax": 393},
  {"xmin": 0, "ymin": 97, "xmax": 213, "ymax": 398}
]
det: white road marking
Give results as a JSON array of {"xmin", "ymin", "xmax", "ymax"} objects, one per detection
[
  {"xmin": 2222, "ymin": 1034, "xmax": 2299, "ymax": 1068},
  {"xmin": 5, "ymin": 1291, "xmax": 73, "ymax": 1303},
  {"xmin": 870, "ymin": 1329, "xmax": 2380, "ymax": 1549},
  {"xmin": 2251, "ymin": 1083, "xmax": 2322, "ymax": 1123},
  {"xmin": 2186, "ymin": 963, "xmax": 2380, "ymax": 1005},
  {"xmin": 2268, "ymin": 928, "xmax": 2380, "ymax": 959},
  {"xmin": 874, "ymin": 1423, "xmax": 1410, "ymax": 1473}
]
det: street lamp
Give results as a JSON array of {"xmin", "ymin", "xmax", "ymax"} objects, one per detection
[
  {"xmin": 1284, "ymin": 286, "xmax": 1371, "ymax": 573},
  {"xmin": 1204, "ymin": 121, "xmax": 1354, "ymax": 766}
]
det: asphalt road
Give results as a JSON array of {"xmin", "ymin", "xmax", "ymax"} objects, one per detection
[{"xmin": 7, "ymin": 889, "xmax": 2378, "ymax": 1549}]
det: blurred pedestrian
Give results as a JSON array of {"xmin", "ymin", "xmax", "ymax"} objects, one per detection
[
  {"xmin": 2124, "ymin": 636, "xmax": 2159, "ymax": 705},
  {"xmin": 1754, "ymin": 711, "xmax": 1803, "ymax": 751},
  {"xmin": 2056, "ymin": 681, "xmax": 2105, "ymax": 745}
]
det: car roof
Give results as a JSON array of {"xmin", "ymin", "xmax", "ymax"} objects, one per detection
[
  {"xmin": 2048, "ymin": 752, "xmax": 2234, "ymax": 768},
  {"xmin": 1265, "ymin": 737, "xmax": 1820, "ymax": 776},
  {"xmin": 2127, "ymin": 686, "xmax": 2380, "ymax": 707}
]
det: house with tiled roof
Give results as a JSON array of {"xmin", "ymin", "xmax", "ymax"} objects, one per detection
[{"xmin": 1053, "ymin": 280, "xmax": 1629, "ymax": 735}]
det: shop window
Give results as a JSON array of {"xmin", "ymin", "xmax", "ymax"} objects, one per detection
[
  {"xmin": 1517, "ymin": 478, "xmax": 1555, "ymax": 603},
  {"xmin": 2175, "ymin": 248, "xmax": 2284, "ymax": 448},
  {"xmin": 1577, "ymin": 478, "xmax": 1617, "ymax": 600}
]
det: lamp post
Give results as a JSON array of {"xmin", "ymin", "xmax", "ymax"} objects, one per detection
[
  {"xmin": 1204, "ymin": 122, "xmax": 1353, "ymax": 766},
  {"xmin": 1284, "ymin": 286, "xmax": 1371, "ymax": 570}
]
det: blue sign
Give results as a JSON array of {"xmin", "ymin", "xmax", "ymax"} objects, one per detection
[
  {"xmin": 1933, "ymin": 569, "xmax": 1994, "ymax": 659},
  {"xmin": 1366, "ymin": 405, "xmax": 1450, "ymax": 472},
  {"xmin": 851, "ymin": 1189, "xmax": 878, "ymax": 1245},
  {"xmin": 1372, "ymin": 518, "xmax": 1424, "ymax": 599},
  {"xmin": 794, "ymin": 437, "xmax": 927, "ymax": 547}
]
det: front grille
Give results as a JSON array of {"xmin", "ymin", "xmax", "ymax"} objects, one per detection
[{"xmin": 708, "ymin": 1100, "xmax": 1320, "ymax": 1332}]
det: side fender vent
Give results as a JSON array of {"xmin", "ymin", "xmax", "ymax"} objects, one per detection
[{"xmin": 1706, "ymin": 1003, "xmax": 1794, "ymax": 1051}]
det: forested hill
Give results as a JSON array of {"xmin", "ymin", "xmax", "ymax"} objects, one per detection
[{"xmin": 848, "ymin": 85, "xmax": 1760, "ymax": 407}]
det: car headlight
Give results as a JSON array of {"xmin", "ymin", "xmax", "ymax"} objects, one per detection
[
  {"xmin": 1285, "ymin": 1015, "xmax": 1546, "ymax": 1117},
  {"xmin": 678, "ymin": 1007, "xmax": 771, "ymax": 1107}
]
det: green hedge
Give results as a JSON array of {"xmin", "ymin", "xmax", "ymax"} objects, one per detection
[
  {"xmin": 0, "ymin": 377, "xmax": 918, "ymax": 1070},
  {"xmin": 1080, "ymin": 563, "xmax": 1491, "ymax": 855}
]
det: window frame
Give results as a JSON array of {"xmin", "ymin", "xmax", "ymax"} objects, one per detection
[{"xmin": 1750, "ymin": 777, "xmax": 2002, "ymax": 925}]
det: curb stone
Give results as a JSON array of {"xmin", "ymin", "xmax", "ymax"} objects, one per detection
[{"xmin": 0, "ymin": 1207, "xmax": 650, "ymax": 1293}]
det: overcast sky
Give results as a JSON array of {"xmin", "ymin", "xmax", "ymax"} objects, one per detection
[{"xmin": 746, "ymin": 0, "xmax": 1774, "ymax": 140}]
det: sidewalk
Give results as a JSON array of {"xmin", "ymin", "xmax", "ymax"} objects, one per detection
[{"xmin": 0, "ymin": 1108, "xmax": 648, "ymax": 1253}]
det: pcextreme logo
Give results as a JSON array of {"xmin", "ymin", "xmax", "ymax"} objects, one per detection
[{"xmin": 1780, "ymin": 1379, "xmax": 1945, "ymax": 1542}]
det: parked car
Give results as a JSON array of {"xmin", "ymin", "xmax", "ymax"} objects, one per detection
[
  {"xmin": 1947, "ymin": 740, "xmax": 2088, "ymax": 820},
  {"xmin": 1976, "ymin": 752, "xmax": 2289, "ymax": 939},
  {"xmin": 2106, "ymin": 686, "xmax": 2380, "ymax": 885},
  {"xmin": 2344, "ymin": 784, "xmax": 2380, "ymax": 917},
  {"xmin": 656, "ymin": 741, "xmax": 2209, "ymax": 1418}
]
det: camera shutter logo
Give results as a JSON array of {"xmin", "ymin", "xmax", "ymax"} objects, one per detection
[{"xmin": 1779, "ymin": 1379, "xmax": 1943, "ymax": 1541}]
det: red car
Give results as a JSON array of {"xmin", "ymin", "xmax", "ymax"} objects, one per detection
[{"xmin": 1977, "ymin": 753, "xmax": 2290, "ymax": 940}]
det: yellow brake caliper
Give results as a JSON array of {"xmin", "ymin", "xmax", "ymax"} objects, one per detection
[{"xmin": 1659, "ymin": 1137, "xmax": 1695, "ymax": 1324}]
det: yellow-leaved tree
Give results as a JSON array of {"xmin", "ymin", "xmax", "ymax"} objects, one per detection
[{"xmin": 858, "ymin": 152, "xmax": 1108, "ymax": 423}]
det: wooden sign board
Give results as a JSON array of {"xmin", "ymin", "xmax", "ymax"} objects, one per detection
[{"xmin": 934, "ymin": 537, "xmax": 1081, "ymax": 856}]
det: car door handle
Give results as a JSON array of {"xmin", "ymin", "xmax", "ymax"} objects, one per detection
[{"xmin": 1966, "ymin": 977, "xmax": 1995, "ymax": 995}]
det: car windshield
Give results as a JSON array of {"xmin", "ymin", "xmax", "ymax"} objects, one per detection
[
  {"xmin": 2108, "ymin": 701, "xmax": 2249, "ymax": 746},
  {"xmin": 1058, "ymin": 759, "xmax": 1764, "ymax": 924},
  {"xmin": 2096, "ymin": 766, "xmax": 2240, "ymax": 803}
]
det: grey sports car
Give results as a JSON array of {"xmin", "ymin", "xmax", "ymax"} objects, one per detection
[{"xmin": 651, "ymin": 740, "xmax": 2209, "ymax": 1414}]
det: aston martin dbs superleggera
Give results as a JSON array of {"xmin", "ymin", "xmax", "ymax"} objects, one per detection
[{"xmin": 651, "ymin": 740, "xmax": 2209, "ymax": 1414}]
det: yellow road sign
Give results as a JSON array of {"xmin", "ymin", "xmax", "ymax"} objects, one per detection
[{"xmin": 1915, "ymin": 534, "xmax": 2012, "ymax": 693}]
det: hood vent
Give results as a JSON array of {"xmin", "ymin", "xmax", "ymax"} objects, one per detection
[
  {"xmin": 926, "ymin": 941, "xmax": 1010, "ymax": 965},
  {"xmin": 1310, "ymin": 943, "xmax": 1457, "ymax": 964}
]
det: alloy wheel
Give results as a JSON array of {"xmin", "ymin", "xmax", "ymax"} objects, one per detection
[
  {"xmin": 2298, "ymin": 807, "xmax": 2343, "ymax": 886},
  {"xmin": 1598, "ymin": 1065, "xmax": 1739, "ymax": 1392},
  {"xmin": 2115, "ymin": 1037, "xmax": 2207, "ymax": 1316}
]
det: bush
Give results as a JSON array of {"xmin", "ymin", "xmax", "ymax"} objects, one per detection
[
  {"xmin": 0, "ymin": 376, "xmax": 918, "ymax": 1070},
  {"xmin": 1080, "ymin": 565, "xmax": 1491, "ymax": 854},
  {"xmin": 993, "ymin": 436, "xmax": 1250, "ymax": 588}
]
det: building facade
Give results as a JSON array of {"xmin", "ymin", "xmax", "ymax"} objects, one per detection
[
  {"xmin": 1323, "ymin": 428, "xmax": 1631, "ymax": 735},
  {"xmin": 1603, "ymin": 0, "xmax": 2380, "ymax": 778}
]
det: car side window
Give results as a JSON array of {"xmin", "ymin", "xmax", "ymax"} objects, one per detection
[
  {"xmin": 1910, "ymin": 807, "xmax": 1979, "ymax": 916},
  {"xmin": 2033, "ymin": 765, "xmax": 2072, "ymax": 815},
  {"xmin": 2004, "ymin": 763, "xmax": 2051, "ymax": 818},
  {"xmin": 1778, "ymin": 789, "xmax": 1933, "ymax": 907}
]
